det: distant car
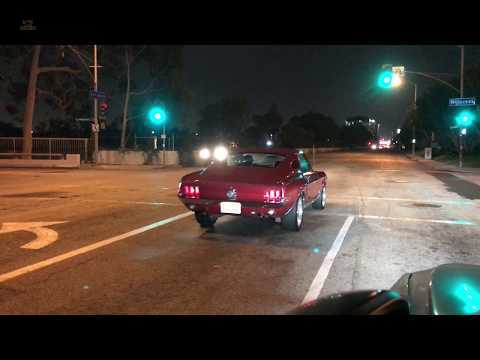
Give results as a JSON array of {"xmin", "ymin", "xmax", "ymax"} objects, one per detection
[{"xmin": 178, "ymin": 148, "xmax": 327, "ymax": 231}]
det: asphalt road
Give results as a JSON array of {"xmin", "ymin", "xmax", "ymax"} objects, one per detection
[{"xmin": 1, "ymin": 151, "xmax": 480, "ymax": 314}]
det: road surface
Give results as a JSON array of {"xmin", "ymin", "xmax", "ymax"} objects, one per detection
[{"xmin": 1, "ymin": 151, "xmax": 479, "ymax": 314}]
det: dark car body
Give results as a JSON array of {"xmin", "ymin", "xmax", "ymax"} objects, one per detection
[{"xmin": 177, "ymin": 148, "xmax": 327, "ymax": 226}]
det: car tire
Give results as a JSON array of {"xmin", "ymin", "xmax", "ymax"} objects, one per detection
[
  {"xmin": 282, "ymin": 195, "xmax": 304, "ymax": 231},
  {"xmin": 195, "ymin": 212, "xmax": 217, "ymax": 228},
  {"xmin": 312, "ymin": 186, "xmax": 326, "ymax": 210}
]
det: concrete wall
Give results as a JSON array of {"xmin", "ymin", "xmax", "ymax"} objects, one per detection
[
  {"xmin": 0, "ymin": 154, "xmax": 80, "ymax": 168},
  {"xmin": 97, "ymin": 150, "xmax": 178, "ymax": 166}
]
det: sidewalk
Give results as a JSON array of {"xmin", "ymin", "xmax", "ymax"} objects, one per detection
[
  {"xmin": 80, "ymin": 163, "xmax": 182, "ymax": 171},
  {"xmin": 406, "ymin": 154, "xmax": 480, "ymax": 187}
]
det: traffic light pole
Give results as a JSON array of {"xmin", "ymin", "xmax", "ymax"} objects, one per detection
[
  {"xmin": 93, "ymin": 45, "xmax": 99, "ymax": 163},
  {"xmin": 412, "ymin": 83, "xmax": 417, "ymax": 156},
  {"xmin": 162, "ymin": 122, "xmax": 166, "ymax": 166}
]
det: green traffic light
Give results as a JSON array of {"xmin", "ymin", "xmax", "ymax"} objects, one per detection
[
  {"xmin": 455, "ymin": 110, "xmax": 475, "ymax": 127},
  {"xmin": 148, "ymin": 106, "xmax": 167, "ymax": 126},
  {"xmin": 377, "ymin": 70, "xmax": 393, "ymax": 89}
]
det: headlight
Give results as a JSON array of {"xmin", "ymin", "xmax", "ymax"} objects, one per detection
[
  {"xmin": 213, "ymin": 146, "xmax": 228, "ymax": 161},
  {"xmin": 199, "ymin": 148, "xmax": 211, "ymax": 160}
]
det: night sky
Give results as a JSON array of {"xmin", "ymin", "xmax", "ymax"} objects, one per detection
[{"xmin": 184, "ymin": 45, "xmax": 480, "ymax": 138}]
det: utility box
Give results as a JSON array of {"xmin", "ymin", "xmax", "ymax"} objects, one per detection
[{"xmin": 424, "ymin": 147, "xmax": 432, "ymax": 160}]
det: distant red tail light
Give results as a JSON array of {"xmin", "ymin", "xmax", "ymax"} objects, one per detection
[
  {"xmin": 179, "ymin": 184, "xmax": 200, "ymax": 199},
  {"xmin": 264, "ymin": 187, "xmax": 285, "ymax": 204}
]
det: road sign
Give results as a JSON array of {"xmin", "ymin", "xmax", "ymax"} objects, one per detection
[
  {"xmin": 449, "ymin": 97, "xmax": 476, "ymax": 107},
  {"xmin": 90, "ymin": 90, "xmax": 106, "ymax": 99}
]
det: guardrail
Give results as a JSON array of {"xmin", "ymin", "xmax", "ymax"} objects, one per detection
[
  {"xmin": 0, "ymin": 137, "xmax": 89, "ymax": 161},
  {"xmin": 0, "ymin": 153, "xmax": 66, "ymax": 159}
]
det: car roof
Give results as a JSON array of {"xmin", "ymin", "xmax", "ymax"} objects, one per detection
[{"xmin": 232, "ymin": 147, "xmax": 299, "ymax": 157}]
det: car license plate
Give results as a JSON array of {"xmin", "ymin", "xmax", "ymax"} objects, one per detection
[{"xmin": 220, "ymin": 201, "xmax": 241, "ymax": 214}]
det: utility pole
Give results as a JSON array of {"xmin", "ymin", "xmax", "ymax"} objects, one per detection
[
  {"xmin": 92, "ymin": 45, "xmax": 99, "ymax": 163},
  {"xmin": 412, "ymin": 83, "xmax": 417, "ymax": 156},
  {"xmin": 459, "ymin": 45, "xmax": 465, "ymax": 168}
]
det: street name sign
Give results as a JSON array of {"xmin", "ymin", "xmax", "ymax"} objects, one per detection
[{"xmin": 449, "ymin": 97, "xmax": 476, "ymax": 107}]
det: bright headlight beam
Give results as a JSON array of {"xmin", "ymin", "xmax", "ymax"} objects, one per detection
[
  {"xmin": 213, "ymin": 146, "xmax": 228, "ymax": 161},
  {"xmin": 199, "ymin": 148, "xmax": 211, "ymax": 160}
]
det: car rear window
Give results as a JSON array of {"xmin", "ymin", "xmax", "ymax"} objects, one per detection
[{"xmin": 226, "ymin": 153, "xmax": 286, "ymax": 168}]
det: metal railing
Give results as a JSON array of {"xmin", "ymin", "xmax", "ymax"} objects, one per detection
[
  {"xmin": 0, "ymin": 153, "xmax": 67, "ymax": 159},
  {"xmin": 134, "ymin": 135, "xmax": 175, "ymax": 151},
  {"xmin": 0, "ymin": 137, "xmax": 89, "ymax": 161}
]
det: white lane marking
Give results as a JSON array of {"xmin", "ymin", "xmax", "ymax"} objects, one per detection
[
  {"xmin": 0, "ymin": 196, "xmax": 179, "ymax": 207},
  {"xmin": 313, "ymin": 212, "xmax": 477, "ymax": 226},
  {"xmin": 302, "ymin": 215, "xmax": 355, "ymax": 304},
  {"xmin": 0, "ymin": 212, "xmax": 193, "ymax": 284},
  {"xmin": 0, "ymin": 222, "xmax": 68, "ymax": 250},
  {"xmin": 330, "ymin": 195, "xmax": 475, "ymax": 205},
  {"xmin": 358, "ymin": 214, "xmax": 475, "ymax": 226}
]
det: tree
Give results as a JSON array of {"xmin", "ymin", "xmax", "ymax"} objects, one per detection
[
  {"xmin": 338, "ymin": 123, "xmax": 375, "ymax": 147},
  {"xmin": 20, "ymin": 46, "xmax": 80, "ymax": 155},
  {"xmin": 404, "ymin": 65, "xmax": 480, "ymax": 154},
  {"xmin": 197, "ymin": 96, "xmax": 250, "ymax": 144},
  {"xmin": 279, "ymin": 111, "xmax": 339, "ymax": 148},
  {"xmin": 240, "ymin": 104, "xmax": 283, "ymax": 147}
]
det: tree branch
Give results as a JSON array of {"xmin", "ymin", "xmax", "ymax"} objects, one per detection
[
  {"xmin": 37, "ymin": 88, "xmax": 65, "ymax": 109},
  {"xmin": 66, "ymin": 45, "xmax": 94, "ymax": 82},
  {"xmin": 37, "ymin": 66, "xmax": 81, "ymax": 75},
  {"xmin": 131, "ymin": 76, "xmax": 163, "ymax": 96},
  {"xmin": 130, "ymin": 45, "xmax": 146, "ymax": 64}
]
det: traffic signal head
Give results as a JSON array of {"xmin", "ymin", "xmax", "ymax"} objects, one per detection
[
  {"xmin": 148, "ymin": 106, "xmax": 167, "ymax": 126},
  {"xmin": 377, "ymin": 67, "xmax": 403, "ymax": 89},
  {"xmin": 99, "ymin": 101, "xmax": 108, "ymax": 120},
  {"xmin": 378, "ymin": 70, "xmax": 394, "ymax": 89},
  {"xmin": 455, "ymin": 110, "xmax": 475, "ymax": 127}
]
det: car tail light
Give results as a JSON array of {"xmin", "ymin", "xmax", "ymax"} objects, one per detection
[
  {"xmin": 264, "ymin": 187, "xmax": 285, "ymax": 204},
  {"xmin": 179, "ymin": 184, "xmax": 200, "ymax": 199}
]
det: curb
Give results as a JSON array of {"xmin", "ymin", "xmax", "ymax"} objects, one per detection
[
  {"xmin": 80, "ymin": 164, "xmax": 181, "ymax": 170},
  {"xmin": 405, "ymin": 154, "xmax": 476, "ymax": 174}
]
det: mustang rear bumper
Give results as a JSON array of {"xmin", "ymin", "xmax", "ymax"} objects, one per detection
[{"xmin": 179, "ymin": 198, "xmax": 292, "ymax": 218}]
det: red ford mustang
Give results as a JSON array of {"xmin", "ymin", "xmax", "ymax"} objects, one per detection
[{"xmin": 177, "ymin": 148, "xmax": 327, "ymax": 231}]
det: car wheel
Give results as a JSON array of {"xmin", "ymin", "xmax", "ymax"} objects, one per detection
[
  {"xmin": 312, "ymin": 186, "xmax": 327, "ymax": 210},
  {"xmin": 194, "ymin": 212, "xmax": 217, "ymax": 228},
  {"xmin": 282, "ymin": 195, "xmax": 304, "ymax": 231}
]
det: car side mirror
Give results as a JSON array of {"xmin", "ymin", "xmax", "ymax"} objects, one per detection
[{"xmin": 291, "ymin": 160, "xmax": 300, "ymax": 171}]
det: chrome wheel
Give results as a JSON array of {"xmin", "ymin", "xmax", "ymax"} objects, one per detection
[{"xmin": 296, "ymin": 196, "xmax": 304, "ymax": 228}]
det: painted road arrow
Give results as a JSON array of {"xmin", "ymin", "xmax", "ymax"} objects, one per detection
[{"xmin": 0, "ymin": 222, "xmax": 68, "ymax": 250}]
